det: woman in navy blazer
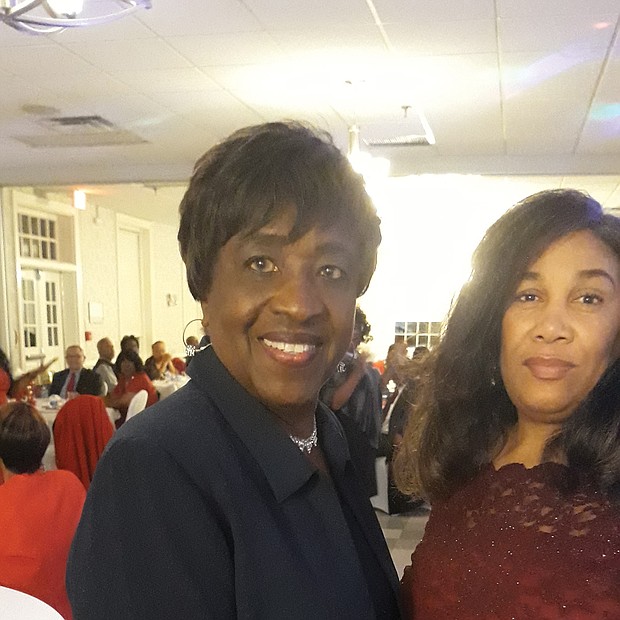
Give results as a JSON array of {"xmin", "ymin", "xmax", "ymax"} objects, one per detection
[{"xmin": 67, "ymin": 122, "xmax": 401, "ymax": 619}]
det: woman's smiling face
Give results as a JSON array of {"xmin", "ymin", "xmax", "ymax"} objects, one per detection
[
  {"xmin": 500, "ymin": 230, "xmax": 620, "ymax": 427},
  {"xmin": 200, "ymin": 208, "xmax": 362, "ymax": 418}
]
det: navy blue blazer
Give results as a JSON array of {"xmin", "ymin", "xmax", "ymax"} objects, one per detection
[{"xmin": 67, "ymin": 347, "xmax": 400, "ymax": 619}]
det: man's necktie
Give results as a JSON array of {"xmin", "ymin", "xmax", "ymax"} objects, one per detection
[{"xmin": 66, "ymin": 372, "xmax": 76, "ymax": 393}]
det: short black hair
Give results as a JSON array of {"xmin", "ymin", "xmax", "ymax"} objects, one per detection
[
  {"xmin": 120, "ymin": 335, "xmax": 139, "ymax": 351},
  {"xmin": 115, "ymin": 349, "xmax": 145, "ymax": 373},
  {"xmin": 178, "ymin": 121, "xmax": 381, "ymax": 300},
  {"xmin": 0, "ymin": 402, "xmax": 50, "ymax": 474}
]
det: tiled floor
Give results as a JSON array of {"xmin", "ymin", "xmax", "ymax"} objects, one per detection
[{"xmin": 376, "ymin": 504, "xmax": 430, "ymax": 578}]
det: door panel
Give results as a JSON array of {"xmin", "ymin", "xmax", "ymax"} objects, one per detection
[{"xmin": 20, "ymin": 269, "xmax": 64, "ymax": 372}]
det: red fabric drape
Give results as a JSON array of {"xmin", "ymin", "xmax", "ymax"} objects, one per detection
[{"xmin": 53, "ymin": 395, "xmax": 114, "ymax": 490}]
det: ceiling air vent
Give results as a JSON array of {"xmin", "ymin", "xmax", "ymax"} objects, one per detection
[
  {"xmin": 15, "ymin": 115, "xmax": 148, "ymax": 148},
  {"xmin": 365, "ymin": 134, "xmax": 431, "ymax": 147},
  {"xmin": 40, "ymin": 115, "xmax": 116, "ymax": 132},
  {"xmin": 362, "ymin": 108, "xmax": 435, "ymax": 149}
]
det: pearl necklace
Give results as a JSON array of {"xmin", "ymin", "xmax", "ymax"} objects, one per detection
[{"xmin": 289, "ymin": 416, "xmax": 318, "ymax": 453}]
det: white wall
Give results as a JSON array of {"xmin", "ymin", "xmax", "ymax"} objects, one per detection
[
  {"xmin": 148, "ymin": 221, "xmax": 201, "ymax": 359},
  {"xmin": 360, "ymin": 174, "xmax": 586, "ymax": 360},
  {"xmin": 77, "ymin": 201, "xmax": 199, "ymax": 364},
  {"xmin": 78, "ymin": 201, "xmax": 120, "ymax": 364}
]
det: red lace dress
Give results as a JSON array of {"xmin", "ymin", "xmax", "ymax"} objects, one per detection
[{"xmin": 401, "ymin": 462, "xmax": 620, "ymax": 619}]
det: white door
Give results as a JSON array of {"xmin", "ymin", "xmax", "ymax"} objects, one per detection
[
  {"xmin": 117, "ymin": 228, "xmax": 145, "ymax": 346},
  {"xmin": 20, "ymin": 269, "xmax": 64, "ymax": 372}
]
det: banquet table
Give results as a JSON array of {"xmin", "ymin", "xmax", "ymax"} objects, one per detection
[{"xmin": 152, "ymin": 374, "xmax": 190, "ymax": 400}]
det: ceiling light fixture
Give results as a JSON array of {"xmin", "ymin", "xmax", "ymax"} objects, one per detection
[{"xmin": 0, "ymin": 0, "xmax": 151, "ymax": 34}]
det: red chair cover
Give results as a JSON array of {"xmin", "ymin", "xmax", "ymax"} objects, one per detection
[
  {"xmin": 53, "ymin": 395, "xmax": 114, "ymax": 490},
  {"xmin": 171, "ymin": 357, "xmax": 186, "ymax": 374}
]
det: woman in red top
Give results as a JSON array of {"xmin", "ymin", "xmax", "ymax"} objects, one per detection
[
  {"xmin": 106, "ymin": 349, "xmax": 157, "ymax": 427},
  {"xmin": 395, "ymin": 190, "xmax": 620, "ymax": 619},
  {"xmin": 0, "ymin": 401, "xmax": 85, "ymax": 619},
  {"xmin": 0, "ymin": 347, "xmax": 54, "ymax": 405}
]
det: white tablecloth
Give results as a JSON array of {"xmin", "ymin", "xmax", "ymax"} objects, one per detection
[
  {"xmin": 152, "ymin": 375, "xmax": 190, "ymax": 400},
  {"xmin": 0, "ymin": 587, "xmax": 63, "ymax": 620}
]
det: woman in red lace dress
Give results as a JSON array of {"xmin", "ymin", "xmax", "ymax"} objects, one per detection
[
  {"xmin": 395, "ymin": 189, "xmax": 620, "ymax": 619},
  {"xmin": 106, "ymin": 349, "xmax": 157, "ymax": 427}
]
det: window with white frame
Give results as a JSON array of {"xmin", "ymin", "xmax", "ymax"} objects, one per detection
[
  {"xmin": 394, "ymin": 321, "xmax": 442, "ymax": 349},
  {"xmin": 18, "ymin": 213, "xmax": 58, "ymax": 260}
]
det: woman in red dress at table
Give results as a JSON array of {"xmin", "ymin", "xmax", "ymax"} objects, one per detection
[
  {"xmin": 106, "ymin": 349, "xmax": 157, "ymax": 428},
  {"xmin": 0, "ymin": 401, "xmax": 85, "ymax": 619},
  {"xmin": 394, "ymin": 190, "xmax": 620, "ymax": 619},
  {"xmin": 0, "ymin": 347, "xmax": 54, "ymax": 406}
]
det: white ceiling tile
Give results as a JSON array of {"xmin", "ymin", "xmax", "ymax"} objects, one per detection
[
  {"xmin": 0, "ymin": 76, "xmax": 61, "ymax": 117},
  {"xmin": 264, "ymin": 24, "xmax": 387, "ymax": 55},
  {"xmin": 504, "ymin": 97, "xmax": 590, "ymax": 154},
  {"xmin": 577, "ymin": 120, "xmax": 620, "ymax": 155},
  {"xmin": 110, "ymin": 68, "xmax": 220, "ymax": 94},
  {"xmin": 587, "ymin": 51, "xmax": 620, "ymax": 101},
  {"xmin": 22, "ymin": 71, "xmax": 132, "ymax": 99},
  {"xmin": 165, "ymin": 32, "xmax": 285, "ymax": 66},
  {"xmin": 63, "ymin": 38, "xmax": 192, "ymax": 71},
  {"xmin": 160, "ymin": 89, "xmax": 264, "ymax": 137},
  {"xmin": 247, "ymin": 102, "xmax": 344, "ymax": 132},
  {"xmin": 499, "ymin": 14, "xmax": 617, "ymax": 53},
  {"xmin": 136, "ymin": 0, "xmax": 263, "ymax": 36},
  {"xmin": 243, "ymin": 0, "xmax": 374, "ymax": 29},
  {"xmin": 498, "ymin": 0, "xmax": 620, "ymax": 18},
  {"xmin": 2, "ymin": 44, "xmax": 96, "ymax": 76},
  {"xmin": 501, "ymin": 51, "xmax": 603, "ymax": 101},
  {"xmin": 373, "ymin": 0, "xmax": 495, "ymax": 22},
  {"xmin": 430, "ymin": 108, "xmax": 505, "ymax": 155},
  {"xmin": 386, "ymin": 19, "xmax": 497, "ymax": 55},
  {"xmin": 383, "ymin": 54, "xmax": 501, "ymax": 110}
]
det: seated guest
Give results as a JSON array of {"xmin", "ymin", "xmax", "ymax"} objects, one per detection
[
  {"xmin": 0, "ymin": 347, "xmax": 55, "ymax": 405},
  {"xmin": 144, "ymin": 341, "xmax": 177, "ymax": 380},
  {"xmin": 93, "ymin": 337, "xmax": 117, "ymax": 395},
  {"xmin": 0, "ymin": 401, "xmax": 85, "ymax": 619},
  {"xmin": 120, "ymin": 334, "xmax": 140, "ymax": 355},
  {"xmin": 115, "ymin": 335, "xmax": 140, "ymax": 375},
  {"xmin": 49, "ymin": 346, "xmax": 104, "ymax": 399},
  {"xmin": 106, "ymin": 349, "xmax": 157, "ymax": 427}
]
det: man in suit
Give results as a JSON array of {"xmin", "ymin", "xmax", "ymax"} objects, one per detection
[{"xmin": 50, "ymin": 345, "xmax": 104, "ymax": 398}]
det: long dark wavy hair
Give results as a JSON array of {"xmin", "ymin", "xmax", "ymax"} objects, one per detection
[{"xmin": 394, "ymin": 189, "xmax": 620, "ymax": 502}]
